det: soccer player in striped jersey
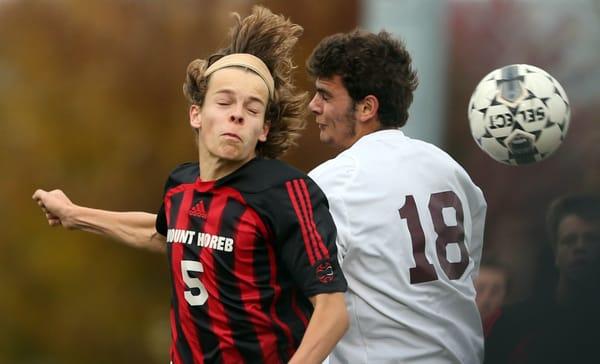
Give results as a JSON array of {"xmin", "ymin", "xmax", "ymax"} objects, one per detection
[
  {"xmin": 32, "ymin": 6, "xmax": 348, "ymax": 364},
  {"xmin": 306, "ymin": 30, "xmax": 487, "ymax": 363}
]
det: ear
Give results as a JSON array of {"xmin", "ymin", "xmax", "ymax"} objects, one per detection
[
  {"xmin": 258, "ymin": 120, "xmax": 270, "ymax": 142},
  {"xmin": 356, "ymin": 95, "xmax": 379, "ymax": 122},
  {"xmin": 189, "ymin": 104, "xmax": 202, "ymax": 129}
]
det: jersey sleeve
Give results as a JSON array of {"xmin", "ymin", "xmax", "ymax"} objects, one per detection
[
  {"xmin": 155, "ymin": 204, "xmax": 168, "ymax": 237},
  {"xmin": 270, "ymin": 177, "xmax": 347, "ymax": 297},
  {"xmin": 155, "ymin": 175, "xmax": 173, "ymax": 237}
]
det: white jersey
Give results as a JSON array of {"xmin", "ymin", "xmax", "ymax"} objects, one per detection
[{"xmin": 309, "ymin": 130, "xmax": 486, "ymax": 364}]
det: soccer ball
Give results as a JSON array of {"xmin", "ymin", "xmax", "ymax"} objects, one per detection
[{"xmin": 468, "ymin": 64, "xmax": 570, "ymax": 165}]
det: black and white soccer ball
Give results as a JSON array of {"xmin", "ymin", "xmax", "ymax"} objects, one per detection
[{"xmin": 468, "ymin": 64, "xmax": 570, "ymax": 165}]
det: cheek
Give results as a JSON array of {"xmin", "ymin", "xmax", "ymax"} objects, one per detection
[
  {"xmin": 257, "ymin": 118, "xmax": 269, "ymax": 142},
  {"xmin": 197, "ymin": 114, "xmax": 213, "ymax": 130},
  {"xmin": 555, "ymin": 249, "xmax": 568, "ymax": 265},
  {"xmin": 257, "ymin": 129, "xmax": 268, "ymax": 142},
  {"xmin": 199, "ymin": 122, "xmax": 214, "ymax": 137},
  {"xmin": 251, "ymin": 120, "xmax": 269, "ymax": 142},
  {"xmin": 491, "ymin": 286, "xmax": 505, "ymax": 300},
  {"xmin": 326, "ymin": 107, "xmax": 341, "ymax": 124}
]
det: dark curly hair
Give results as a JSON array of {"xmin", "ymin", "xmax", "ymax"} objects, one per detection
[
  {"xmin": 546, "ymin": 193, "xmax": 600, "ymax": 251},
  {"xmin": 182, "ymin": 6, "xmax": 307, "ymax": 159},
  {"xmin": 307, "ymin": 29, "xmax": 418, "ymax": 128}
]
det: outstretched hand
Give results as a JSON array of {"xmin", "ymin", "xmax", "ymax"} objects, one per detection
[{"xmin": 32, "ymin": 189, "xmax": 75, "ymax": 228}]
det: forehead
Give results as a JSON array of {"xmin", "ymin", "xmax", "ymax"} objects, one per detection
[
  {"xmin": 557, "ymin": 214, "xmax": 600, "ymax": 237},
  {"xmin": 207, "ymin": 67, "xmax": 269, "ymax": 103},
  {"xmin": 315, "ymin": 75, "xmax": 350, "ymax": 96}
]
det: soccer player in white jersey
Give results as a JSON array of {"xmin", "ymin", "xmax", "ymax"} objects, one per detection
[{"xmin": 306, "ymin": 30, "xmax": 487, "ymax": 364}]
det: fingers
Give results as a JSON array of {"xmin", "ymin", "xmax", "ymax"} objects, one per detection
[
  {"xmin": 43, "ymin": 209, "xmax": 62, "ymax": 226},
  {"xmin": 33, "ymin": 188, "xmax": 72, "ymax": 228},
  {"xmin": 33, "ymin": 190, "xmax": 48, "ymax": 211},
  {"xmin": 32, "ymin": 189, "xmax": 47, "ymax": 201},
  {"xmin": 45, "ymin": 211, "xmax": 59, "ymax": 220},
  {"xmin": 33, "ymin": 188, "xmax": 60, "ymax": 225}
]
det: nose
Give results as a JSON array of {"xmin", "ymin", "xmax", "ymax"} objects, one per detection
[
  {"xmin": 309, "ymin": 93, "xmax": 322, "ymax": 115},
  {"xmin": 230, "ymin": 114, "xmax": 243, "ymax": 124},
  {"xmin": 230, "ymin": 105, "xmax": 244, "ymax": 124},
  {"xmin": 574, "ymin": 235, "xmax": 590, "ymax": 252}
]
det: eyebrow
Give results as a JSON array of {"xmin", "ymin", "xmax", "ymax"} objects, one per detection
[
  {"xmin": 214, "ymin": 89, "xmax": 266, "ymax": 106},
  {"xmin": 316, "ymin": 87, "xmax": 333, "ymax": 98}
]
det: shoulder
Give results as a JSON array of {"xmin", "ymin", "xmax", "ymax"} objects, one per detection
[
  {"xmin": 404, "ymin": 137, "xmax": 485, "ymax": 194},
  {"xmin": 224, "ymin": 158, "xmax": 309, "ymax": 193},
  {"xmin": 169, "ymin": 162, "xmax": 199, "ymax": 182},
  {"xmin": 229, "ymin": 159, "xmax": 332, "ymax": 226},
  {"xmin": 161, "ymin": 162, "xmax": 198, "ymax": 192},
  {"xmin": 309, "ymin": 152, "xmax": 356, "ymax": 179},
  {"xmin": 424, "ymin": 143, "xmax": 487, "ymax": 209},
  {"xmin": 407, "ymin": 137, "xmax": 465, "ymax": 170},
  {"xmin": 251, "ymin": 158, "xmax": 306, "ymax": 181},
  {"xmin": 309, "ymin": 153, "xmax": 357, "ymax": 197}
]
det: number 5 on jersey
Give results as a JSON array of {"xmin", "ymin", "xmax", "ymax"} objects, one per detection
[
  {"xmin": 399, "ymin": 191, "xmax": 469, "ymax": 284},
  {"xmin": 181, "ymin": 260, "xmax": 208, "ymax": 306}
]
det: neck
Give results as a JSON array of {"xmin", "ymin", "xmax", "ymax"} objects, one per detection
[
  {"xmin": 197, "ymin": 149, "xmax": 255, "ymax": 181},
  {"xmin": 556, "ymin": 275, "xmax": 600, "ymax": 307},
  {"xmin": 344, "ymin": 119, "xmax": 387, "ymax": 149}
]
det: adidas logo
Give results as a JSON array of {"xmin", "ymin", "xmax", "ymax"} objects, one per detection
[{"xmin": 189, "ymin": 200, "xmax": 207, "ymax": 219}]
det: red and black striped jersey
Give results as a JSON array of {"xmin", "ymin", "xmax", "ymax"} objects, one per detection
[{"xmin": 155, "ymin": 158, "xmax": 347, "ymax": 364}]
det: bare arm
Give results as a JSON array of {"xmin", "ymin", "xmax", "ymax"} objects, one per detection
[
  {"xmin": 288, "ymin": 292, "xmax": 348, "ymax": 364},
  {"xmin": 32, "ymin": 189, "xmax": 166, "ymax": 253}
]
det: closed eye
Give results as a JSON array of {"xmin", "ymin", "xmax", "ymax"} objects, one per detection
[
  {"xmin": 246, "ymin": 102, "xmax": 264, "ymax": 116},
  {"xmin": 559, "ymin": 235, "xmax": 576, "ymax": 246},
  {"xmin": 316, "ymin": 88, "xmax": 332, "ymax": 102}
]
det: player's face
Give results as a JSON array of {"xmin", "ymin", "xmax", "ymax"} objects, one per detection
[
  {"xmin": 474, "ymin": 267, "xmax": 507, "ymax": 320},
  {"xmin": 555, "ymin": 215, "xmax": 600, "ymax": 282},
  {"xmin": 191, "ymin": 67, "xmax": 270, "ymax": 164},
  {"xmin": 309, "ymin": 75, "xmax": 359, "ymax": 150}
]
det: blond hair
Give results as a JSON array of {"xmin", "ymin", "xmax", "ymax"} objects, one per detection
[{"xmin": 183, "ymin": 6, "xmax": 307, "ymax": 159}]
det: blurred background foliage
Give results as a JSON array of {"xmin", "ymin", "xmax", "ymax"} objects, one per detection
[
  {"xmin": 0, "ymin": 0, "xmax": 598, "ymax": 363},
  {"xmin": 0, "ymin": 0, "xmax": 357, "ymax": 363}
]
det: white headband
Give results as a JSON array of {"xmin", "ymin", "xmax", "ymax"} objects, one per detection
[{"xmin": 204, "ymin": 53, "xmax": 275, "ymax": 98}]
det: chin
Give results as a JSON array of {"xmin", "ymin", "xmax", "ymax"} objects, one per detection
[
  {"xmin": 219, "ymin": 153, "xmax": 244, "ymax": 162},
  {"xmin": 566, "ymin": 266, "xmax": 591, "ymax": 281},
  {"xmin": 216, "ymin": 145, "xmax": 241, "ymax": 158},
  {"xmin": 220, "ymin": 150, "xmax": 252, "ymax": 163}
]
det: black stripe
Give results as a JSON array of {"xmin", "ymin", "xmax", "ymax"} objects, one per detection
[
  {"xmin": 169, "ymin": 191, "xmax": 185, "ymax": 229},
  {"xmin": 253, "ymin": 231, "xmax": 291, "ymax": 363},
  {"xmin": 273, "ymin": 270, "xmax": 313, "ymax": 349},
  {"xmin": 216, "ymin": 196, "xmax": 265, "ymax": 362}
]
